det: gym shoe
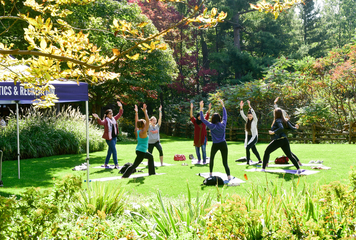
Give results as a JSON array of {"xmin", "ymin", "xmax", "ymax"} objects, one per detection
[
  {"xmin": 298, "ymin": 161, "xmax": 303, "ymax": 166},
  {"xmin": 316, "ymin": 160, "xmax": 323, "ymax": 164},
  {"xmin": 114, "ymin": 165, "xmax": 120, "ymax": 169},
  {"xmin": 197, "ymin": 160, "xmax": 201, "ymax": 164},
  {"xmin": 261, "ymin": 168, "xmax": 266, "ymax": 172},
  {"xmin": 309, "ymin": 160, "xmax": 315, "ymax": 163},
  {"xmin": 257, "ymin": 160, "xmax": 262, "ymax": 164},
  {"xmin": 202, "ymin": 161, "xmax": 206, "ymax": 164},
  {"xmin": 296, "ymin": 169, "xmax": 306, "ymax": 174},
  {"xmin": 224, "ymin": 179, "xmax": 230, "ymax": 184}
]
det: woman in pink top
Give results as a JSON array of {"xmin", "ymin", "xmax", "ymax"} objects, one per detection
[{"xmin": 92, "ymin": 101, "xmax": 123, "ymax": 169}]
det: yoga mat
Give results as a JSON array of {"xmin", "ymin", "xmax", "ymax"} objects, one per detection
[
  {"xmin": 92, "ymin": 165, "xmax": 145, "ymax": 170},
  {"xmin": 197, "ymin": 172, "xmax": 245, "ymax": 185},
  {"xmin": 89, "ymin": 173, "xmax": 166, "ymax": 182},
  {"xmin": 237, "ymin": 163, "xmax": 326, "ymax": 168},
  {"xmin": 236, "ymin": 161, "xmax": 260, "ymax": 166},
  {"xmin": 245, "ymin": 168, "xmax": 319, "ymax": 175},
  {"xmin": 140, "ymin": 162, "xmax": 175, "ymax": 167}
]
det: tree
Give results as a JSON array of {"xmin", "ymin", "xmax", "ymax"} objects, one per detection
[{"xmin": 0, "ymin": 0, "xmax": 226, "ymax": 107}]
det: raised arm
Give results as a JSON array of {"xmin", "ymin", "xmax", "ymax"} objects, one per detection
[
  {"xmin": 190, "ymin": 102, "xmax": 194, "ymax": 119},
  {"xmin": 114, "ymin": 101, "xmax": 124, "ymax": 120},
  {"xmin": 239, "ymin": 101, "xmax": 247, "ymax": 121},
  {"xmin": 134, "ymin": 105, "xmax": 138, "ymax": 138},
  {"xmin": 220, "ymin": 99, "xmax": 227, "ymax": 126},
  {"xmin": 247, "ymin": 100, "xmax": 258, "ymax": 121},
  {"xmin": 158, "ymin": 105, "xmax": 162, "ymax": 126},
  {"xmin": 199, "ymin": 101, "xmax": 214, "ymax": 129},
  {"xmin": 142, "ymin": 104, "xmax": 150, "ymax": 132},
  {"xmin": 205, "ymin": 103, "xmax": 211, "ymax": 120}
]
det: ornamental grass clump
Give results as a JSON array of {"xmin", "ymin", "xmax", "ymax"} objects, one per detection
[{"xmin": 0, "ymin": 106, "xmax": 105, "ymax": 160}]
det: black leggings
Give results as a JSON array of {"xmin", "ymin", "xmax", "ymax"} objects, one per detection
[
  {"xmin": 122, "ymin": 151, "xmax": 156, "ymax": 178},
  {"xmin": 246, "ymin": 135, "xmax": 261, "ymax": 161},
  {"xmin": 262, "ymin": 138, "xmax": 300, "ymax": 169},
  {"xmin": 210, "ymin": 141, "xmax": 230, "ymax": 176},
  {"xmin": 148, "ymin": 141, "xmax": 163, "ymax": 156}
]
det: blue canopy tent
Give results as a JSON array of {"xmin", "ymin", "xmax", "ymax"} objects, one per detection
[{"xmin": 0, "ymin": 80, "xmax": 91, "ymax": 187}]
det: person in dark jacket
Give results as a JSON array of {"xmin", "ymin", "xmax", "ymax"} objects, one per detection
[{"xmin": 262, "ymin": 108, "xmax": 304, "ymax": 174}]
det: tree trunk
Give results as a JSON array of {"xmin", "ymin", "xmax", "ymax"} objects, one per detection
[{"xmin": 233, "ymin": 13, "xmax": 241, "ymax": 51}]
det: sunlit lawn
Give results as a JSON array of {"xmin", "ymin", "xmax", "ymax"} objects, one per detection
[{"xmin": 1, "ymin": 134, "xmax": 354, "ymax": 198}]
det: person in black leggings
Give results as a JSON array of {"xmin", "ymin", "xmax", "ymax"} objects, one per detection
[
  {"xmin": 262, "ymin": 108, "xmax": 304, "ymax": 174},
  {"xmin": 199, "ymin": 99, "xmax": 232, "ymax": 183}
]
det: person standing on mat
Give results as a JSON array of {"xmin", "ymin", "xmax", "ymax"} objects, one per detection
[
  {"xmin": 240, "ymin": 100, "xmax": 262, "ymax": 165},
  {"xmin": 274, "ymin": 97, "xmax": 302, "ymax": 166},
  {"xmin": 92, "ymin": 101, "xmax": 123, "ymax": 169},
  {"xmin": 122, "ymin": 104, "xmax": 156, "ymax": 178},
  {"xmin": 199, "ymin": 100, "xmax": 232, "ymax": 183},
  {"xmin": 190, "ymin": 102, "xmax": 211, "ymax": 164},
  {"xmin": 148, "ymin": 105, "xmax": 164, "ymax": 166},
  {"xmin": 262, "ymin": 108, "xmax": 304, "ymax": 174}
]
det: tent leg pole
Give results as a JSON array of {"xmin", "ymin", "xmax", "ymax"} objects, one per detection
[
  {"xmin": 16, "ymin": 101, "xmax": 20, "ymax": 179},
  {"xmin": 86, "ymin": 101, "xmax": 90, "ymax": 190}
]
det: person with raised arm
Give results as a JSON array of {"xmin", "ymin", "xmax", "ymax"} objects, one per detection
[
  {"xmin": 92, "ymin": 101, "xmax": 123, "ymax": 169},
  {"xmin": 148, "ymin": 105, "xmax": 164, "ymax": 166},
  {"xmin": 262, "ymin": 108, "xmax": 304, "ymax": 174},
  {"xmin": 122, "ymin": 104, "xmax": 156, "ymax": 178},
  {"xmin": 199, "ymin": 100, "xmax": 232, "ymax": 183},
  {"xmin": 240, "ymin": 100, "xmax": 262, "ymax": 165},
  {"xmin": 190, "ymin": 102, "xmax": 211, "ymax": 164}
]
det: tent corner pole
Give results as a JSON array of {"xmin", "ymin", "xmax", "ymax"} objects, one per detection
[
  {"xmin": 86, "ymin": 101, "xmax": 90, "ymax": 190},
  {"xmin": 16, "ymin": 101, "xmax": 20, "ymax": 179}
]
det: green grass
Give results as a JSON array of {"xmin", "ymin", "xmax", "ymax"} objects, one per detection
[{"xmin": 0, "ymin": 134, "xmax": 354, "ymax": 198}]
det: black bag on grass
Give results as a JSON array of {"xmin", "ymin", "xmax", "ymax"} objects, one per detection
[
  {"xmin": 203, "ymin": 176, "xmax": 224, "ymax": 186},
  {"xmin": 119, "ymin": 162, "xmax": 136, "ymax": 174}
]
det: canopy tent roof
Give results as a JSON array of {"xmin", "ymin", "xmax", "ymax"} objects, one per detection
[
  {"xmin": 0, "ymin": 80, "xmax": 88, "ymax": 104},
  {"xmin": 0, "ymin": 63, "xmax": 88, "ymax": 104}
]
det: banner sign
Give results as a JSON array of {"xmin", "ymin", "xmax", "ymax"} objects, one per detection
[{"xmin": 0, "ymin": 81, "xmax": 88, "ymax": 103}]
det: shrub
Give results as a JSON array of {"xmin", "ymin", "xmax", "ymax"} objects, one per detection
[{"xmin": 0, "ymin": 106, "xmax": 105, "ymax": 160}]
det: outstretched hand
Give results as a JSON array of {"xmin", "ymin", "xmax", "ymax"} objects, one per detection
[
  {"xmin": 247, "ymin": 100, "xmax": 251, "ymax": 108},
  {"xmin": 208, "ymin": 103, "xmax": 212, "ymax": 111},
  {"xmin": 240, "ymin": 100, "xmax": 244, "ymax": 109},
  {"xmin": 274, "ymin": 97, "xmax": 279, "ymax": 105},
  {"xmin": 142, "ymin": 103, "xmax": 147, "ymax": 111},
  {"xmin": 219, "ymin": 99, "xmax": 224, "ymax": 107},
  {"xmin": 159, "ymin": 105, "xmax": 162, "ymax": 111},
  {"xmin": 295, "ymin": 124, "xmax": 300, "ymax": 129},
  {"xmin": 117, "ymin": 101, "xmax": 122, "ymax": 108},
  {"xmin": 92, "ymin": 113, "xmax": 99, "ymax": 119},
  {"xmin": 134, "ymin": 105, "xmax": 138, "ymax": 112},
  {"xmin": 200, "ymin": 100, "xmax": 204, "ymax": 110},
  {"xmin": 190, "ymin": 102, "xmax": 193, "ymax": 109}
]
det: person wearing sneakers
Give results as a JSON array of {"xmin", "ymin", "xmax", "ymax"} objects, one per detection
[
  {"xmin": 148, "ymin": 105, "xmax": 164, "ymax": 166},
  {"xmin": 122, "ymin": 104, "xmax": 155, "ymax": 178},
  {"xmin": 190, "ymin": 102, "xmax": 211, "ymax": 164},
  {"xmin": 240, "ymin": 100, "xmax": 262, "ymax": 165},
  {"xmin": 273, "ymin": 97, "xmax": 302, "ymax": 166},
  {"xmin": 92, "ymin": 101, "xmax": 123, "ymax": 169},
  {"xmin": 199, "ymin": 100, "xmax": 233, "ymax": 184},
  {"xmin": 262, "ymin": 108, "xmax": 304, "ymax": 174}
]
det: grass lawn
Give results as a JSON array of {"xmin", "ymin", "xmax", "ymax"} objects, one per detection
[{"xmin": 0, "ymin": 134, "xmax": 354, "ymax": 198}]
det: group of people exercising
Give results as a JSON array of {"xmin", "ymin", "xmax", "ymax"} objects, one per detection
[{"xmin": 92, "ymin": 97, "xmax": 304, "ymax": 180}]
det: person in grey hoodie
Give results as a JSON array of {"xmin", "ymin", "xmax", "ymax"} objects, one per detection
[
  {"xmin": 200, "ymin": 99, "xmax": 232, "ymax": 183},
  {"xmin": 148, "ymin": 105, "xmax": 164, "ymax": 166}
]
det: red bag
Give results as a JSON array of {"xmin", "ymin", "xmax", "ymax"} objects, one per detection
[
  {"xmin": 275, "ymin": 156, "xmax": 289, "ymax": 164},
  {"xmin": 174, "ymin": 154, "xmax": 186, "ymax": 161}
]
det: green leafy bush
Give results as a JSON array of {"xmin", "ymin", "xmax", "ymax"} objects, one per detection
[{"xmin": 0, "ymin": 106, "xmax": 105, "ymax": 160}]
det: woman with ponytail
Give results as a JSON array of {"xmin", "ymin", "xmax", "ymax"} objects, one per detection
[
  {"xmin": 240, "ymin": 100, "xmax": 261, "ymax": 165},
  {"xmin": 92, "ymin": 101, "xmax": 123, "ymax": 169}
]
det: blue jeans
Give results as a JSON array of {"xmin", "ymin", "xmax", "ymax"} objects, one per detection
[
  {"xmin": 195, "ymin": 137, "xmax": 207, "ymax": 162},
  {"xmin": 105, "ymin": 137, "xmax": 118, "ymax": 165}
]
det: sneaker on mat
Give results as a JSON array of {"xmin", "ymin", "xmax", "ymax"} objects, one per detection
[
  {"xmin": 296, "ymin": 169, "xmax": 306, "ymax": 174},
  {"xmin": 261, "ymin": 169, "xmax": 266, "ymax": 172},
  {"xmin": 197, "ymin": 160, "xmax": 201, "ymax": 164},
  {"xmin": 257, "ymin": 160, "xmax": 262, "ymax": 164},
  {"xmin": 224, "ymin": 179, "xmax": 230, "ymax": 184}
]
